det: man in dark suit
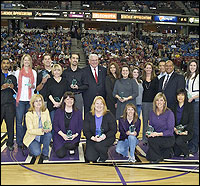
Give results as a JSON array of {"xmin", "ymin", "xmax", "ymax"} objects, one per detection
[
  {"xmin": 1, "ymin": 57, "xmax": 18, "ymax": 151},
  {"xmin": 82, "ymin": 54, "xmax": 107, "ymax": 116},
  {"xmin": 36, "ymin": 53, "xmax": 53, "ymax": 106},
  {"xmin": 158, "ymin": 60, "xmax": 185, "ymax": 110}
]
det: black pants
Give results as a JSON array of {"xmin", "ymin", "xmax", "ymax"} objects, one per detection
[
  {"xmin": 1, "ymin": 103, "xmax": 16, "ymax": 147},
  {"xmin": 146, "ymin": 136, "xmax": 175, "ymax": 161},
  {"xmin": 174, "ymin": 134, "xmax": 192, "ymax": 156},
  {"xmin": 55, "ymin": 142, "xmax": 79, "ymax": 158},
  {"xmin": 85, "ymin": 138, "xmax": 114, "ymax": 162}
]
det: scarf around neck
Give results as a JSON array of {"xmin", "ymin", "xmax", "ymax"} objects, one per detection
[{"xmin": 16, "ymin": 67, "xmax": 34, "ymax": 105}]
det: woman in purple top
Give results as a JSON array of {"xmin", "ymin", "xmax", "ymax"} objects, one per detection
[
  {"xmin": 83, "ymin": 96, "xmax": 117, "ymax": 163},
  {"xmin": 146, "ymin": 92, "xmax": 175, "ymax": 163},
  {"xmin": 116, "ymin": 103, "xmax": 141, "ymax": 163},
  {"xmin": 53, "ymin": 92, "xmax": 83, "ymax": 158}
]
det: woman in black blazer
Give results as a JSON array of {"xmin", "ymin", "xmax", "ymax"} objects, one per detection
[
  {"xmin": 105, "ymin": 62, "xmax": 120, "ymax": 117},
  {"xmin": 171, "ymin": 89, "xmax": 194, "ymax": 159},
  {"xmin": 83, "ymin": 96, "xmax": 117, "ymax": 163}
]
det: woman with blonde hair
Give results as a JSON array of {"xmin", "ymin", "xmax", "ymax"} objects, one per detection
[
  {"xmin": 83, "ymin": 96, "xmax": 117, "ymax": 162},
  {"xmin": 23, "ymin": 94, "xmax": 52, "ymax": 160},
  {"xmin": 116, "ymin": 103, "xmax": 141, "ymax": 163},
  {"xmin": 15, "ymin": 54, "xmax": 37, "ymax": 149},
  {"xmin": 46, "ymin": 64, "xmax": 68, "ymax": 123},
  {"xmin": 146, "ymin": 92, "xmax": 175, "ymax": 163}
]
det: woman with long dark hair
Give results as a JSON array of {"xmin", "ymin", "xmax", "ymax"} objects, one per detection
[
  {"xmin": 105, "ymin": 62, "xmax": 120, "ymax": 117},
  {"xmin": 185, "ymin": 59, "xmax": 199, "ymax": 154},
  {"xmin": 53, "ymin": 91, "xmax": 83, "ymax": 158}
]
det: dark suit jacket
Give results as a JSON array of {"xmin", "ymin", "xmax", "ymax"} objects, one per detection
[
  {"xmin": 82, "ymin": 65, "xmax": 107, "ymax": 115},
  {"xmin": 53, "ymin": 108, "xmax": 83, "ymax": 152},
  {"xmin": 105, "ymin": 75, "xmax": 117, "ymax": 116},
  {"xmin": 158, "ymin": 72, "xmax": 185, "ymax": 109},
  {"xmin": 1, "ymin": 71, "xmax": 18, "ymax": 105},
  {"xmin": 171, "ymin": 101, "xmax": 194, "ymax": 140},
  {"xmin": 83, "ymin": 111, "xmax": 117, "ymax": 145}
]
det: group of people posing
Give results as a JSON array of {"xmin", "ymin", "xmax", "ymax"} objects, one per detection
[{"xmin": 1, "ymin": 52, "xmax": 199, "ymax": 163}]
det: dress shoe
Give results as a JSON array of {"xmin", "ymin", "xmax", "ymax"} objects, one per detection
[
  {"xmin": 69, "ymin": 150, "xmax": 75, "ymax": 155},
  {"xmin": 97, "ymin": 157, "xmax": 106, "ymax": 163},
  {"xmin": 41, "ymin": 155, "xmax": 49, "ymax": 160},
  {"xmin": 7, "ymin": 145, "xmax": 14, "ymax": 151},
  {"xmin": 18, "ymin": 144, "xmax": 27, "ymax": 150},
  {"xmin": 150, "ymin": 158, "xmax": 163, "ymax": 163},
  {"xmin": 18, "ymin": 144, "xmax": 23, "ymax": 149},
  {"xmin": 49, "ymin": 141, "xmax": 53, "ymax": 147},
  {"xmin": 183, "ymin": 154, "xmax": 189, "ymax": 159}
]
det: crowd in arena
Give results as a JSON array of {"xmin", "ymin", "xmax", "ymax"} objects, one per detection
[
  {"xmin": 1, "ymin": 40, "xmax": 199, "ymax": 163},
  {"xmin": 1, "ymin": 0, "xmax": 199, "ymax": 163}
]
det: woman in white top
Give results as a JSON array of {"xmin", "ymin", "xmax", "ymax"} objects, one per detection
[
  {"xmin": 15, "ymin": 54, "xmax": 37, "ymax": 149},
  {"xmin": 185, "ymin": 59, "xmax": 199, "ymax": 154}
]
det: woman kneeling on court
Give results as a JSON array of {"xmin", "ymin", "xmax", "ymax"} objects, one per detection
[
  {"xmin": 115, "ymin": 103, "xmax": 141, "ymax": 163},
  {"xmin": 146, "ymin": 92, "xmax": 175, "ymax": 163},
  {"xmin": 53, "ymin": 92, "xmax": 83, "ymax": 158},
  {"xmin": 23, "ymin": 94, "xmax": 52, "ymax": 160},
  {"xmin": 83, "ymin": 96, "xmax": 117, "ymax": 163}
]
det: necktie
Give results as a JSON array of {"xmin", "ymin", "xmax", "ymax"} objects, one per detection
[
  {"xmin": 94, "ymin": 68, "xmax": 98, "ymax": 83},
  {"xmin": 163, "ymin": 74, "xmax": 169, "ymax": 90}
]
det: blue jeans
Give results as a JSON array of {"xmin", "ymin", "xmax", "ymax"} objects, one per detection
[
  {"xmin": 50, "ymin": 110, "xmax": 56, "ymax": 138},
  {"xmin": 29, "ymin": 132, "xmax": 52, "ymax": 156},
  {"xmin": 116, "ymin": 136, "xmax": 139, "ymax": 158},
  {"xmin": 137, "ymin": 105, "xmax": 142, "ymax": 118},
  {"xmin": 188, "ymin": 101, "xmax": 199, "ymax": 153},
  {"xmin": 16, "ymin": 101, "xmax": 30, "ymax": 146}
]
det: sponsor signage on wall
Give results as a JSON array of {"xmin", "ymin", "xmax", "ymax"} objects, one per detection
[
  {"xmin": 92, "ymin": 12, "xmax": 117, "ymax": 19},
  {"xmin": 189, "ymin": 17, "xmax": 199, "ymax": 24},
  {"xmin": 154, "ymin": 15, "xmax": 177, "ymax": 22},
  {"xmin": 1, "ymin": 11, "xmax": 32, "ymax": 16},
  {"xmin": 121, "ymin": 14, "xmax": 152, "ymax": 20}
]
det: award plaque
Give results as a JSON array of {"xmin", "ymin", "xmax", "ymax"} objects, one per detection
[
  {"xmin": 120, "ymin": 91, "xmax": 124, "ymax": 99},
  {"xmin": 43, "ymin": 121, "xmax": 51, "ymax": 130},
  {"xmin": 96, "ymin": 127, "xmax": 104, "ymax": 138},
  {"xmin": 176, "ymin": 124, "xmax": 185, "ymax": 133},
  {"xmin": 54, "ymin": 97, "xmax": 60, "ymax": 102},
  {"xmin": 129, "ymin": 125, "xmax": 136, "ymax": 133},
  {"xmin": 25, "ymin": 78, "xmax": 32, "ymax": 87},
  {"xmin": 66, "ymin": 130, "xmax": 73, "ymax": 139},
  {"xmin": 146, "ymin": 125, "xmax": 154, "ymax": 135},
  {"xmin": 4, "ymin": 78, "xmax": 12, "ymax": 84},
  {"xmin": 42, "ymin": 70, "xmax": 49, "ymax": 78},
  {"xmin": 71, "ymin": 79, "xmax": 77, "ymax": 86}
]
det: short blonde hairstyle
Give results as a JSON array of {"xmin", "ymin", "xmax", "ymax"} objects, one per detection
[
  {"xmin": 28, "ymin": 94, "xmax": 46, "ymax": 112},
  {"xmin": 153, "ymin": 92, "xmax": 168, "ymax": 114},
  {"xmin": 52, "ymin": 64, "xmax": 63, "ymax": 75},
  {"xmin": 90, "ymin": 96, "xmax": 109, "ymax": 116},
  {"xmin": 20, "ymin": 54, "xmax": 33, "ymax": 68}
]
